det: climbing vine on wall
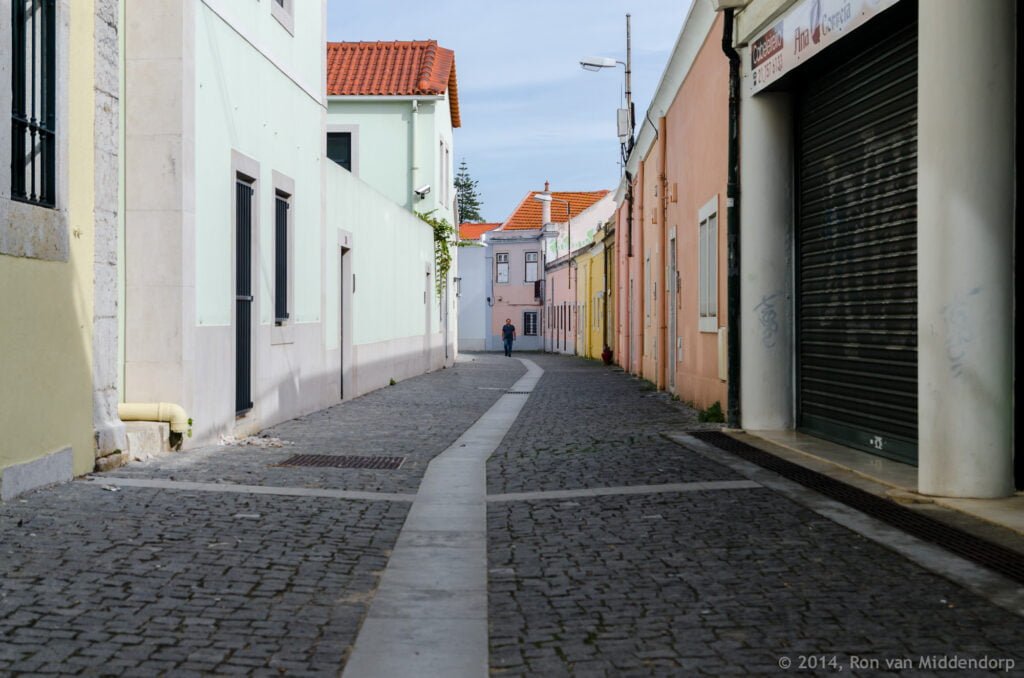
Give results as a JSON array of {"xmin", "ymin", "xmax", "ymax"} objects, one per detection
[{"xmin": 417, "ymin": 211, "xmax": 474, "ymax": 297}]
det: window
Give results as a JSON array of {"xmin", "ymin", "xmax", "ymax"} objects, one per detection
[
  {"xmin": 274, "ymin": 192, "xmax": 290, "ymax": 323},
  {"xmin": 11, "ymin": 0, "xmax": 57, "ymax": 208},
  {"xmin": 327, "ymin": 132, "xmax": 352, "ymax": 172},
  {"xmin": 525, "ymin": 251, "xmax": 539, "ymax": 282},
  {"xmin": 699, "ymin": 196, "xmax": 719, "ymax": 332},
  {"xmin": 270, "ymin": 0, "xmax": 294, "ymax": 34},
  {"xmin": 524, "ymin": 312, "xmax": 538, "ymax": 336},
  {"xmin": 496, "ymin": 252, "xmax": 509, "ymax": 283}
]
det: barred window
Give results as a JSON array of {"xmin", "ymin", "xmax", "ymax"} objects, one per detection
[
  {"xmin": 11, "ymin": 0, "xmax": 57, "ymax": 208},
  {"xmin": 523, "ymin": 311, "xmax": 538, "ymax": 336}
]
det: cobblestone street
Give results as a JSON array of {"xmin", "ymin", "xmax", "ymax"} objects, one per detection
[{"xmin": 1, "ymin": 353, "xmax": 1022, "ymax": 676}]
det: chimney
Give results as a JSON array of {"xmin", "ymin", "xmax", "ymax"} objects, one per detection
[{"xmin": 541, "ymin": 181, "xmax": 552, "ymax": 225}]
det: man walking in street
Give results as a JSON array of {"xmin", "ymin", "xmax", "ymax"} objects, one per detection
[{"xmin": 501, "ymin": 318, "xmax": 516, "ymax": 357}]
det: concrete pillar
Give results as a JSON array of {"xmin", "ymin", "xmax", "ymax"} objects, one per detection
[
  {"xmin": 739, "ymin": 90, "xmax": 794, "ymax": 430},
  {"xmin": 917, "ymin": 2, "xmax": 1015, "ymax": 498}
]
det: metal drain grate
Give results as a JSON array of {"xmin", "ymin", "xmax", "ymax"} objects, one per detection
[
  {"xmin": 275, "ymin": 454, "xmax": 405, "ymax": 470},
  {"xmin": 689, "ymin": 431, "xmax": 1024, "ymax": 585},
  {"xmin": 505, "ymin": 391, "xmax": 531, "ymax": 395}
]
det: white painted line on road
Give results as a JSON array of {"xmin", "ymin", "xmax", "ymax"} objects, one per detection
[
  {"xmin": 486, "ymin": 479, "xmax": 762, "ymax": 502},
  {"xmin": 342, "ymin": 357, "xmax": 543, "ymax": 678},
  {"xmin": 80, "ymin": 476, "xmax": 416, "ymax": 502}
]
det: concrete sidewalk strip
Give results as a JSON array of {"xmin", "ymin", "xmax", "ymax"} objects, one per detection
[
  {"xmin": 486, "ymin": 479, "xmax": 762, "ymax": 502},
  {"xmin": 342, "ymin": 358, "xmax": 543, "ymax": 678},
  {"xmin": 80, "ymin": 476, "xmax": 416, "ymax": 502}
]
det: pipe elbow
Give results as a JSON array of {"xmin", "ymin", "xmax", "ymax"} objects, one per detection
[{"xmin": 118, "ymin": 402, "xmax": 190, "ymax": 433}]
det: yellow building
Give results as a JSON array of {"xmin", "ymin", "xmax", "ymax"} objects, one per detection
[
  {"xmin": 575, "ymin": 222, "xmax": 615, "ymax": 361},
  {"xmin": 1, "ymin": 0, "xmax": 124, "ymax": 499}
]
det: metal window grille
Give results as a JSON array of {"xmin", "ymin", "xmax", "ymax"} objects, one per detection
[
  {"xmin": 11, "ymin": 0, "xmax": 57, "ymax": 208},
  {"xmin": 235, "ymin": 181, "xmax": 255, "ymax": 414},
  {"xmin": 275, "ymin": 195, "xmax": 289, "ymax": 323},
  {"xmin": 524, "ymin": 311, "xmax": 538, "ymax": 336}
]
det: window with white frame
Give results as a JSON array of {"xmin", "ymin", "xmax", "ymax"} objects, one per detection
[
  {"xmin": 496, "ymin": 252, "xmax": 509, "ymax": 283},
  {"xmin": 525, "ymin": 251, "xmax": 539, "ymax": 282},
  {"xmin": 523, "ymin": 311, "xmax": 538, "ymax": 336},
  {"xmin": 699, "ymin": 196, "xmax": 719, "ymax": 332}
]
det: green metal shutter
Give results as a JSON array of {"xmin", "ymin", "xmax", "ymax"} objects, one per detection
[{"xmin": 796, "ymin": 17, "xmax": 918, "ymax": 464}]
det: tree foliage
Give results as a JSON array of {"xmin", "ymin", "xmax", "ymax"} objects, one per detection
[
  {"xmin": 454, "ymin": 158, "xmax": 484, "ymax": 224},
  {"xmin": 417, "ymin": 210, "xmax": 473, "ymax": 297}
]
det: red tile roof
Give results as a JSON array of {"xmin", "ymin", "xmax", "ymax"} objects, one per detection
[
  {"xmin": 326, "ymin": 41, "xmax": 461, "ymax": 127},
  {"xmin": 459, "ymin": 222, "xmax": 501, "ymax": 240},
  {"xmin": 501, "ymin": 190, "xmax": 610, "ymax": 231}
]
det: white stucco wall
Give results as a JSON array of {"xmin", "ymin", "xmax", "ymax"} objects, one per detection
[{"xmin": 457, "ymin": 243, "xmax": 488, "ymax": 350}]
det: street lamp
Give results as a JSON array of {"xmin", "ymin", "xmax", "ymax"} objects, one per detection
[{"xmin": 580, "ymin": 14, "xmax": 634, "ymax": 153}]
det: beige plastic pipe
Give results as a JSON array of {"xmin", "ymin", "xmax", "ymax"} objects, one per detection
[{"xmin": 118, "ymin": 402, "xmax": 189, "ymax": 433}]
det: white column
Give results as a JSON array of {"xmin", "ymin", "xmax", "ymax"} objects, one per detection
[
  {"xmin": 739, "ymin": 90, "xmax": 794, "ymax": 430},
  {"xmin": 917, "ymin": 2, "xmax": 1016, "ymax": 498}
]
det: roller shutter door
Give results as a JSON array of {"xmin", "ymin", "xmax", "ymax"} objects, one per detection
[{"xmin": 796, "ymin": 17, "xmax": 918, "ymax": 464}]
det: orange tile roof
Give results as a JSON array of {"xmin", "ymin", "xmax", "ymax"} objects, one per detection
[
  {"xmin": 459, "ymin": 222, "xmax": 501, "ymax": 240},
  {"xmin": 501, "ymin": 190, "xmax": 610, "ymax": 231},
  {"xmin": 327, "ymin": 40, "xmax": 462, "ymax": 127}
]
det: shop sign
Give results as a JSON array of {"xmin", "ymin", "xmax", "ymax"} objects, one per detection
[{"xmin": 748, "ymin": 0, "xmax": 900, "ymax": 93}]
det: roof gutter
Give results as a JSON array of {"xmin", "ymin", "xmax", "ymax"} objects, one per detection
[{"xmin": 327, "ymin": 94, "xmax": 445, "ymax": 102}]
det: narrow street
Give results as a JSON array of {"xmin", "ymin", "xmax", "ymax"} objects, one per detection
[{"xmin": 1, "ymin": 354, "xmax": 1021, "ymax": 676}]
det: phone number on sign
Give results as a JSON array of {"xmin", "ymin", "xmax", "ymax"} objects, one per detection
[{"xmin": 752, "ymin": 53, "xmax": 784, "ymax": 89}]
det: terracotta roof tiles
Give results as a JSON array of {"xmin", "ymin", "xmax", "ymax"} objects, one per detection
[
  {"xmin": 501, "ymin": 190, "xmax": 610, "ymax": 231},
  {"xmin": 327, "ymin": 40, "xmax": 461, "ymax": 127},
  {"xmin": 459, "ymin": 222, "xmax": 500, "ymax": 241}
]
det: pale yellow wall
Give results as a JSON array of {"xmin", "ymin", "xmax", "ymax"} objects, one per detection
[
  {"xmin": 586, "ymin": 248, "xmax": 605, "ymax": 360},
  {"xmin": 0, "ymin": 0, "xmax": 97, "ymax": 478}
]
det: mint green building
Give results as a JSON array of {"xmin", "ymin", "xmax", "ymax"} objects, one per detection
[
  {"xmin": 326, "ymin": 41, "xmax": 461, "ymax": 228},
  {"xmin": 120, "ymin": 2, "xmax": 455, "ymax": 449}
]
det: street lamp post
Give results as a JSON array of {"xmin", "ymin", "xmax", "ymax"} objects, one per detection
[{"xmin": 580, "ymin": 13, "xmax": 634, "ymax": 154}]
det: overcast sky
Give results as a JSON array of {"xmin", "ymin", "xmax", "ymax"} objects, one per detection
[{"xmin": 327, "ymin": 0, "xmax": 693, "ymax": 223}]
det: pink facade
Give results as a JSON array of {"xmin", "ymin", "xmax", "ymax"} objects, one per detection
[
  {"xmin": 614, "ymin": 13, "xmax": 730, "ymax": 411},
  {"xmin": 543, "ymin": 263, "xmax": 575, "ymax": 354},
  {"xmin": 485, "ymin": 230, "xmax": 544, "ymax": 351}
]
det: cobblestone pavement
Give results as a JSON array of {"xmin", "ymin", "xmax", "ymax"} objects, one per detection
[
  {"xmin": 109, "ymin": 355, "xmax": 524, "ymax": 494},
  {"xmin": 487, "ymin": 354, "xmax": 1024, "ymax": 676},
  {"xmin": 487, "ymin": 355, "xmax": 731, "ymax": 495},
  {"xmin": 3, "ymin": 353, "xmax": 1023, "ymax": 677},
  {"xmin": 0, "ymin": 355, "xmax": 520, "ymax": 676},
  {"xmin": 0, "ymin": 484, "xmax": 406, "ymax": 675}
]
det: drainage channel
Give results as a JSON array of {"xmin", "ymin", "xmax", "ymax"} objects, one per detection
[{"xmin": 689, "ymin": 431, "xmax": 1024, "ymax": 586}]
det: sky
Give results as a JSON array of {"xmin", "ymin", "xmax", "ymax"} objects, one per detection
[{"xmin": 327, "ymin": 0, "xmax": 694, "ymax": 224}]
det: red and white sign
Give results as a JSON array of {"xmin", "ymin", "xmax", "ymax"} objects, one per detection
[{"xmin": 747, "ymin": 0, "xmax": 901, "ymax": 94}]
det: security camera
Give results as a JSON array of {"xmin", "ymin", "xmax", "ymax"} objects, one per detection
[{"xmin": 414, "ymin": 185, "xmax": 431, "ymax": 199}]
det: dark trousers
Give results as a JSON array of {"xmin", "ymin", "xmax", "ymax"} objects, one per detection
[{"xmin": 503, "ymin": 338, "xmax": 513, "ymax": 356}]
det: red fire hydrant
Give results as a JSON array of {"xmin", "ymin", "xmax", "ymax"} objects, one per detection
[{"xmin": 601, "ymin": 345, "xmax": 613, "ymax": 365}]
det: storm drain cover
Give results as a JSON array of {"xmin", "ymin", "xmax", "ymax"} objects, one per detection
[
  {"xmin": 505, "ymin": 391, "xmax": 531, "ymax": 395},
  {"xmin": 275, "ymin": 454, "xmax": 405, "ymax": 470}
]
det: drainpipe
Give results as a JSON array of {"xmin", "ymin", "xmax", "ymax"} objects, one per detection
[
  {"xmin": 118, "ymin": 402, "xmax": 190, "ymax": 448},
  {"xmin": 410, "ymin": 100, "xmax": 419, "ymax": 208},
  {"xmin": 656, "ymin": 116, "xmax": 668, "ymax": 391},
  {"xmin": 722, "ymin": 9, "xmax": 742, "ymax": 428}
]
